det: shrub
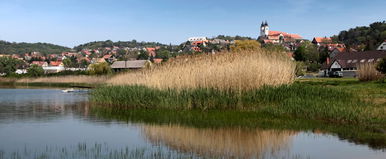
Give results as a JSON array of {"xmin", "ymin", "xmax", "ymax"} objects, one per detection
[
  {"xmin": 27, "ymin": 64, "xmax": 44, "ymax": 77},
  {"xmin": 357, "ymin": 63, "xmax": 383, "ymax": 81},
  {"xmin": 88, "ymin": 62, "xmax": 112, "ymax": 75},
  {"xmin": 230, "ymin": 40, "xmax": 261, "ymax": 52}
]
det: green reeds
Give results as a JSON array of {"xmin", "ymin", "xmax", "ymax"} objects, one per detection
[{"xmin": 91, "ymin": 84, "xmax": 382, "ymax": 124}]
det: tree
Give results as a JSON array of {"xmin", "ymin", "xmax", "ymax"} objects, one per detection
[
  {"xmin": 27, "ymin": 64, "xmax": 44, "ymax": 77},
  {"xmin": 137, "ymin": 50, "xmax": 149, "ymax": 60},
  {"xmin": 88, "ymin": 62, "xmax": 112, "ymax": 75},
  {"xmin": 155, "ymin": 49, "xmax": 171, "ymax": 61},
  {"xmin": 0, "ymin": 57, "xmax": 23, "ymax": 76},
  {"xmin": 376, "ymin": 57, "xmax": 386, "ymax": 74},
  {"xmin": 62, "ymin": 58, "xmax": 72, "ymax": 68},
  {"xmin": 294, "ymin": 41, "xmax": 319, "ymax": 62},
  {"xmin": 230, "ymin": 40, "xmax": 261, "ymax": 52}
]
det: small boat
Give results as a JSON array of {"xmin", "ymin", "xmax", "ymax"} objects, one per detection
[{"xmin": 62, "ymin": 88, "xmax": 75, "ymax": 93}]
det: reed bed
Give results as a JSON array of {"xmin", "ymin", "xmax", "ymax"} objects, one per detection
[
  {"xmin": 142, "ymin": 124, "xmax": 296, "ymax": 159},
  {"xmin": 91, "ymin": 84, "xmax": 382, "ymax": 124},
  {"xmin": 108, "ymin": 50, "xmax": 295, "ymax": 91},
  {"xmin": 16, "ymin": 75, "xmax": 109, "ymax": 84},
  {"xmin": 357, "ymin": 63, "xmax": 384, "ymax": 81}
]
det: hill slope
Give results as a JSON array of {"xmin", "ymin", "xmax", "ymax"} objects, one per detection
[{"xmin": 0, "ymin": 40, "xmax": 71, "ymax": 55}]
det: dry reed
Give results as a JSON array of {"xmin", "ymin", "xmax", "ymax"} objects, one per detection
[
  {"xmin": 357, "ymin": 63, "xmax": 383, "ymax": 81},
  {"xmin": 16, "ymin": 75, "xmax": 109, "ymax": 84},
  {"xmin": 142, "ymin": 124, "xmax": 296, "ymax": 158},
  {"xmin": 108, "ymin": 50, "xmax": 295, "ymax": 91}
]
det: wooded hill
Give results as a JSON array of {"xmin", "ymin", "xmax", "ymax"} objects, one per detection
[
  {"xmin": 73, "ymin": 40, "xmax": 167, "ymax": 51},
  {"xmin": 333, "ymin": 21, "xmax": 386, "ymax": 50},
  {"xmin": 0, "ymin": 40, "xmax": 71, "ymax": 55}
]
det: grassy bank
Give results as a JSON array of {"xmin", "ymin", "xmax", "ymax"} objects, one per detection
[{"xmin": 91, "ymin": 83, "xmax": 384, "ymax": 125}]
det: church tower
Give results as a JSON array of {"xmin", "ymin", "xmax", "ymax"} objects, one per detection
[{"xmin": 260, "ymin": 21, "xmax": 269, "ymax": 38}]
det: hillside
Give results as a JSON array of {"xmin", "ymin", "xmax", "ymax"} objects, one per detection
[
  {"xmin": 0, "ymin": 40, "xmax": 71, "ymax": 55},
  {"xmin": 73, "ymin": 40, "xmax": 167, "ymax": 51},
  {"xmin": 333, "ymin": 21, "xmax": 386, "ymax": 50}
]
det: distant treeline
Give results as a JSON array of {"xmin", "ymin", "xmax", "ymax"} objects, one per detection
[
  {"xmin": 73, "ymin": 40, "xmax": 167, "ymax": 51},
  {"xmin": 333, "ymin": 21, "xmax": 386, "ymax": 50},
  {"xmin": 212, "ymin": 35, "xmax": 254, "ymax": 41},
  {"xmin": 0, "ymin": 41, "xmax": 71, "ymax": 55}
]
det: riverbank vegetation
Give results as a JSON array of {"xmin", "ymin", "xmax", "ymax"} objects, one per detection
[{"xmin": 108, "ymin": 50, "xmax": 295, "ymax": 90}]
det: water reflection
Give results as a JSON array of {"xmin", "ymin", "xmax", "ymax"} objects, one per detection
[{"xmin": 142, "ymin": 124, "xmax": 297, "ymax": 158}]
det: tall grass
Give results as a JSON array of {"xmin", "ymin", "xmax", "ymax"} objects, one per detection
[
  {"xmin": 108, "ymin": 50, "xmax": 295, "ymax": 91},
  {"xmin": 142, "ymin": 125, "xmax": 295, "ymax": 159},
  {"xmin": 91, "ymin": 84, "xmax": 382, "ymax": 124},
  {"xmin": 357, "ymin": 63, "xmax": 384, "ymax": 81}
]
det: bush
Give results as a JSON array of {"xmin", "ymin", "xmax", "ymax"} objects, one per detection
[
  {"xmin": 88, "ymin": 62, "xmax": 112, "ymax": 75},
  {"xmin": 357, "ymin": 63, "xmax": 383, "ymax": 81},
  {"xmin": 27, "ymin": 64, "xmax": 44, "ymax": 77},
  {"xmin": 230, "ymin": 40, "xmax": 261, "ymax": 52},
  {"xmin": 376, "ymin": 57, "xmax": 386, "ymax": 74}
]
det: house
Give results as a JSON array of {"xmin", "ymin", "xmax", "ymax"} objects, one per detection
[
  {"xmin": 259, "ymin": 21, "xmax": 303, "ymax": 44},
  {"xmin": 146, "ymin": 48, "xmax": 157, "ymax": 57},
  {"xmin": 50, "ymin": 61, "xmax": 63, "ymax": 67},
  {"xmin": 31, "ymin": 61, "xmax": 48, "ymax": 67},
  {"xmin": 188, "ymin": 37, "xmax": 208, "ymax": 42},
  {"xmin": 103, "ymin": 54, "xmax": 116, "ymax": 63},
  {"xmin": 111, "ymin": 60, "xmax": 149, "ymax": 71},
  {"xmin": 322, "ymin": 51, "xmax": 386, "ymax": 77},
  {"xmin": 377, "ymin": 40, "xmax": 386, "ymax": 51},
  {"xmin": 153, "ymin": 58, "xmax": 163, "ymax": 64},
  {"xmin": 312, "ymin": 37, "xmax": 332, "ymax": 46},
  {"xmin": 91, "ymin": 58, "xmax": 107, "ymax": 64},
  {"xmin": 329, "ymin": 47, "xmax": 347, "ymax": 58}
]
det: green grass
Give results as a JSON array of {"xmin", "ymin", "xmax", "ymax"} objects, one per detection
[
  {"xmin": 91, "ymin": 83, "xmax": 384, "ymax": 125},
  {"xmin": 89, "ymin": 78, "xmax": 386, "ymax": 149}
]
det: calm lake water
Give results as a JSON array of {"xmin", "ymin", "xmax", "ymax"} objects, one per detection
[{"xmin": 0, "ymin": 88, "xmax": 385, "ymax": 159}]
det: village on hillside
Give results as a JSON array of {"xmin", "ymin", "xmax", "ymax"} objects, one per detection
[{"xmin": 0, "ymin": 21, "xmax": 385, "ymax": 78}]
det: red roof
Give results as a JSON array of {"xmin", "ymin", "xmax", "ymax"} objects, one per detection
[
  {"xmin": 146, "ymin": 48, "xmax": 157, "ymax": 57},
  {"xmin": 50, "ymin": 61, "xmax": 62, "ymax": 66},
  {"xmin": 153, "ymin": 58, "xmax": 163, "ymax": 64},
  {"xmin": 103, "ymin": 54, "xmax": 112, "ymax": 59},
  {"xmin": 313, "ymin": 37, "xmax": 332, "ymax": 43},
  {"xmin": 269, "ymin": 31, "xmax": 303, "ymax": 39}
]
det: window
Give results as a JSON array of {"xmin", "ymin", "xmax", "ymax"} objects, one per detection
[
  {"xmin": 377, "ymin": 58, "xmax": 382, "ymax": 62},
  {"xmin": 360, "ymin": 59, "xmax": 366, "ymax": 63},
  {"xmin": 347, "ymin": 60, "xmax": 352, "ymax": 63},
  {"xmin": 368, "ymin": 59, "xmax": 374, "ymax": 63},
  {"xmin": 352, "ymin": 60, "xmax": 358, "ymax": 63}
]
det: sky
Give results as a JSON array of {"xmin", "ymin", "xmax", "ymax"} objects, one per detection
[{"xmin": 0, "ymin": 0, "xmax": 385, "ymax": 47}]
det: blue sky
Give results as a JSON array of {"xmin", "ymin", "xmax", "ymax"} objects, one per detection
[{"xmin": 0, "ymin": 0, "xmax": 385, "ymax": 47}]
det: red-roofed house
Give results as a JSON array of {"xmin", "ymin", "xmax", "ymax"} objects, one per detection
[
  {"xmin": 259, "ymin": 21, "xmax": 303, "ymax": 44},
  {"xmin": 50, "ymin": 61, "xmax": 63, "ymax": 67},
  {"xmin": 146, "ymin": 48, "xmax": 157, "ymax": 57},
  {"xmin": 312, "ymin": 37, "xmax": 332, "ymax": 46},
  {"xmin": 31, "ymin": 61, "xmax": 48, "ymax": 67}
]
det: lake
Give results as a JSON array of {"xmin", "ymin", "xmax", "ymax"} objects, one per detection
[{"xmin": 0, "ymin": 88, "xmax": 385, "ymax": 159}]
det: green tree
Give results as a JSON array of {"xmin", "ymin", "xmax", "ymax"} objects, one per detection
[
  {"xmin": 27, "ymin": 64, "xmax": 44, "ymax": 77},
  {"xmin": 0, "ymin": 57, "xmax": 22, "ymax": 76},
  {"xmin": 376, "ymin": 57, "xmax": 386, "ymax": 74},
  {"xmin": 230, "ymin": 40, "xmax": 261, "ymax": 52},
  {"xmin": 62, "ymin": 58, "xmax": 72, "ymax": 68},
  {"xmin": 294, "ymin": 41, "xmax": 319, "ymax": 62},
  {"xmin": 155, "ymin": 49, "xmax": 171, "ymax": 61},
  {"xmin": 137, "ymin": 50, "xmax": 149, "ymax": 60},
  {"xmin": 88, "ymin": 62, "xmax": 112, "ymax": 75}
]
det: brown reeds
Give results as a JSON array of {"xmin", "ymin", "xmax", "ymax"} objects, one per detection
[
  {"xmin": 357, "ymin": 63, "xmax": 383, "ymax": 81},
  {"xmin": 108, "ymin": 50, "xmax": 296, "ymax": 91},
  {"xmin": 142, "ymin": 124, "xmax": 296, "ymax": 158}
]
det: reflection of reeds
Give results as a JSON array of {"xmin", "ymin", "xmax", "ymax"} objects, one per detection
[
  {"xmin": 142, "ymin": 124, "xmax": 296, "ymax": 158},
  {"xmin": 109, "ymin": 51, "xmax": 295, "ymax": 91}
]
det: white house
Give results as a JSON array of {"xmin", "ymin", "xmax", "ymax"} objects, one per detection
[
  {"xmin": 377, "ymin": 41, "xmax": 386, "ymax": 51},
  {"xmin": 188, "ymin": 37, "xmax": 207, "ymax": 42}
]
